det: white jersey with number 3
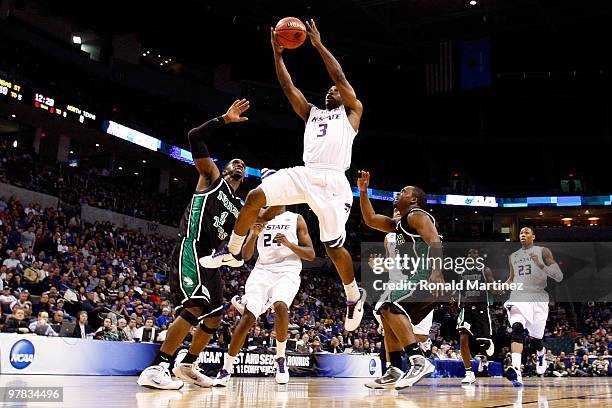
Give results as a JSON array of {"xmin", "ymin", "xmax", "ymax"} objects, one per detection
[
  {"xmin": 256, "ymin": 211, "xmax": 301, "ymax": 274},
  {"xmin": 303, "ymin": 105, "xmax": 357, "ymax": 171}
]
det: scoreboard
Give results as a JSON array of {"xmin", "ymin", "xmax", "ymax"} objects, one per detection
[{"xmin": 1, "ymin": 74, "xmax": 97, "ymax": 125}]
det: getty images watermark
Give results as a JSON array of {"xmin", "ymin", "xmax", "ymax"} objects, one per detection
[
  {"xmin": 368, "ymin": 253, "xmax": 523, "ymax": 293},
  {"xmin": 358, "ymin": 241, "xmax": 612, "ymax": 303}
]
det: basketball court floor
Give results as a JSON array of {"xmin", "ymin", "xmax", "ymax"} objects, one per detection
[{"xmin": 1, "ymin": 375, "xmax": 611, "ymax": 407}]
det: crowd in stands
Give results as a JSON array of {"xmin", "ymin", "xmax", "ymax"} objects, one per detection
[
  {"xmin": 0, "ymin": 141, "xmax": 190, "ymax": 225},
  {"xmin": 1, "ymin": 138, "xmax": 611, "ymax": 377},
  {"xmin": 1, "ymin": 190, "xmax": 611, "ymax": 375}
]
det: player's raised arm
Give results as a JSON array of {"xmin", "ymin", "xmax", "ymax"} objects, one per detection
[
  {"xmin": 188, "ymin": 99, "xmax": 249, "ymax": 191},
  {"xmin": 358, "ymin": 171, "xmax": 396, "ymax": 233},
  {"xmin": 271, "ymin": 28, "xmax": 312, "ymax": 121},
  {"xmin": 305, "ymin": 20, "xmax": 363, "ymax": 126},
  {"xmin": 275, "ymin": 215, "xmax": 315, "ymax": 261}
]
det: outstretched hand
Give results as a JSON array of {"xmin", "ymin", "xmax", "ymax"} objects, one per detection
[
  {"xmin": 223, "ymin": 99, "xmax": 250, "ymax": 123},
  {"xmin": 305, "ymin": 19, "xmax": 322, "ymax": 48},
  {"xmin": 357, "ymin": 170, "xmax": 370, "ymax": 192},
  {"xmin": 270, "ymin": 27, "xmax": 284, "ymax": 55}
]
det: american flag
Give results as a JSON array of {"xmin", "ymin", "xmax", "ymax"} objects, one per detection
[{"xmin": 425, "ymin": 41, "xmax": 454, "ymax": 94}]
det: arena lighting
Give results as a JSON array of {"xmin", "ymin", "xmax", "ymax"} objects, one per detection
[
  {"xmin": 12, "ymin": 140, "xmax": 18, "ymax": 148},
  {"xmin": 588, "ymin": 217, "xmax": 600, "ymax": 221},
  {"xmin": 11, "ymin": 114, "xmax": 15, "ymax": 118},
  {"xmin": 585, "ymin": 210, "xmax": 590, "ymax": 214},
  {"xmin": 69, "ymin": 150, "xmax": 74, "ymax": 154},
  {"xmin": 173, "ymin": 177, "xmax": 178, "ymax": 181},
  {"xmin": 72, "ymin": 36, "xmax": 82, "ymax": 45},
  {"xmin": 474, "ymin": 211, "xmax": 478, "ymax": 214},
  {"xmin": 561, "ymin": 217, "xmax": 573, "ymax": 221},
  {"xmin": 142, "ymin": 160, "xmax": 146, "ymax": 163},
  {"xmin": 95, "ymin": 143, "xmax": 100, "ymax": 147},
  {"xmin": 142, "ymin": 53, "xmax": 146, "ymax": 57},
  {"xmin": 539, "ymin": 211, "xmax": 544, "ymax": 216},
  {"xmin": 118, "ymin": 166, "xmax": 123, "ymax": 170},
  {"xmin": 469, "ymin": 0, "xmax": 478, "ymax": 5},
  {"xmin": 101, "ymin": 121, "xmax": 612, "ymax": 207},
  {"xmin": 134, "ymin": 172, "xmax": 139, "ymax": 176}
]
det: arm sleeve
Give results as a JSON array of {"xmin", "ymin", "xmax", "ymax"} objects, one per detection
[
  {"xmin": 543, "ymin": 263, "xmax": 563, "ymax": 282},
  {"xmin": 187, "ymin": 116, "xmax": 225, "ymax": 159}
]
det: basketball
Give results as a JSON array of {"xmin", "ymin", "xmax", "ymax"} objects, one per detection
[{"xmin": 275, "ymin": 17, "xmax": 306, "ymax": 49}]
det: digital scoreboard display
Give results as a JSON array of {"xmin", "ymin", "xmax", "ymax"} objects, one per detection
[
  {"xmin": 1, "ymin": 74, "xmax": 97, "ymax": 125},
  {"xmin": 33, "ymin": 91, "xmax": 97, "ymax": 124},
  {"xmin": 0, "ymin": 77, "xmax": 24, "ymax": 101}
]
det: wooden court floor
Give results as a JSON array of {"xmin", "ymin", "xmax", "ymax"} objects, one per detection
[{"xmin": 1, "ymin": 375, "xmax": 611, "ymax": 407}]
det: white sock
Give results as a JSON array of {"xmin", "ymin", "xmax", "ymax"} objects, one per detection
[
  {"xmin": 537, "ymin": 347, "xmax": 545, "ymax": 357},
  {"xmin": 223, "ymin": 354, "xmax": 236, "ymax": 373},
  {"xmin": 228, "ymin": 232, "xmax": 246, "ymax": 255},
  {"xmin": 276, "ymin": 340, "xmax": 287, "ymax": 358},
  {"xmin": 343, "ymin": 279, "xmax": 360, "ymax": 303},
  {"xmin": 511, "ymin": 352, "xmax": 522, "ymax": 370}
]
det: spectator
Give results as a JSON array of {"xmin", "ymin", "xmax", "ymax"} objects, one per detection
[
  {"xmin": 20, "ymin": 226, "xmax": 36, "ymax": 251},
  {"xmin": 0, "ymin": 286, "xmax": 17, "ymax": 308},
  {"xmin": 72, "ymin": 311, "xmax": 94, "ymax": 339},
  {"xmin": 135, "ymin": 317, "xmax": 157, "ymax": 343},
  {"xmin": 311, "ymin": 335, "xmax": 323, "ymax": 353},
  {"xmin": 326, "ymin": 336, "xmax": 343, "ymax": 354},
  {"xmin": 32, "ymin": 292, "xmax": 52, "ymax": 315},
  {"xmin": 50, "ymin": 310, "xmax": 66, "ymax": 328},
  {"xmin": 552, "ymin": 356, "xmax": 569, "ymax": 377},
  {"xmin": 122, "ymin": 318, "xmax": 138, "ymax": 341},
  {"xmin": 3, "ymin": 251, "xmax": 21, "ymax": 271},
  {"xmin": 352, "ymin": 339, "xmax": 364, "ymax": 354},
  {"xmin": 117, "ymin": 318, "xmax": 129, "ymax": 339},
  {"xmin": 155, "ymin": 307, "xmax": 172, "ymax": 330},
  {"xmin": 94, "ymin": 317, "xmax": 114, "ymax": 340},
  {"xmin": 591, "ymin": 355, "xmax": 610, "ymax": 376},
  {"xmin": 247, "ymin": 326, "xmax": 266, "ymax": 348},
  {"xmin": 28, "ymin": 311, "xmax": 58, "ymax": 336},
  {"xmin": 297, "ymin": 334, "xmax": 312, "ymax": 354},
  {"xmin": 10, "ymin": 291, "xmax": 32, "ymax": 316},
  {"xmin": 3, "ymin": 306, "xmax": 30, "ymax": 333}
]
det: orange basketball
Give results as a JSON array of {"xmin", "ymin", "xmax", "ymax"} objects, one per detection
[{"xmin": 275, "ymin": 17, "xmax": 307, "ymax": 49}]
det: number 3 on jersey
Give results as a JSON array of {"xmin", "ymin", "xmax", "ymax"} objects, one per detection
[{"xmin": 317, "ymin": 123, "xmax": 328, "ymax": 137}]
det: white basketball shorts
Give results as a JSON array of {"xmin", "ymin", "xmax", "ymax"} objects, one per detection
[
  {"xmin": 259, "ymin": 166, "xmax": 353, "ymax": 247},
  {"xmin": 242, "ymin": 265, "xmax": 301, "ymax": 318},
  {"xmin": 504, "ymin": 301, "xmax": 549, "ymax": 340}
]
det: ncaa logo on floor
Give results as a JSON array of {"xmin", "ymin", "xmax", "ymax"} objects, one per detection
[
  {"xmin": 10, "ymin": 339, "xmax": 35, "ymax": 369},
  {"xmin": 369, "ymin": 359, "xmax": 376, "ymax": 375}
]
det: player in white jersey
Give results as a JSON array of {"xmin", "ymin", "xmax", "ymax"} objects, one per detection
[
  {"xmin": 503, "ymin": 227, "xmax": 563, "ymax": 386},
  {"xmin": 213, "ymin": 208, "xmax": 314, "ymax": 386},
  {"xmin": 201, "ymin": 20, "xmax": 366, "ymax": 332}
]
